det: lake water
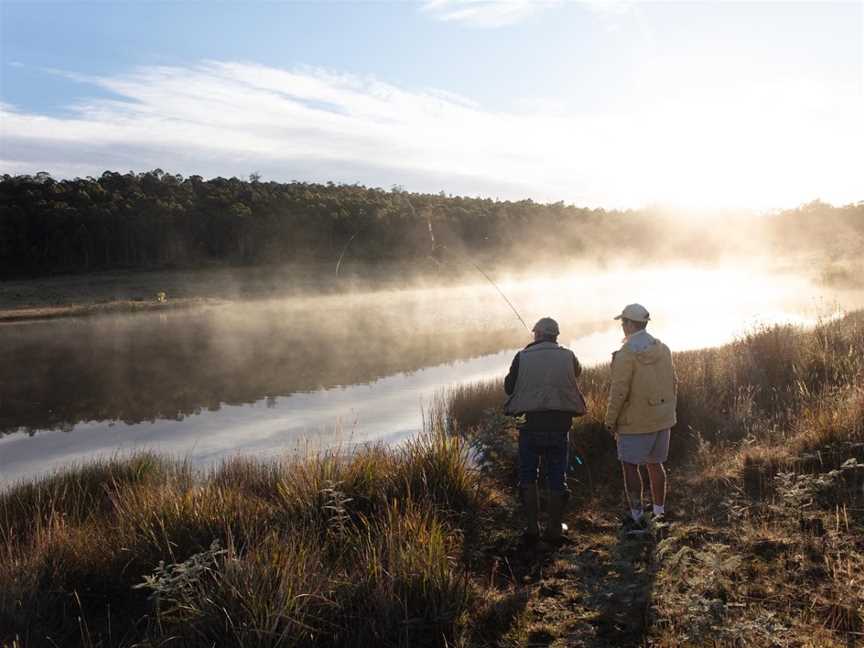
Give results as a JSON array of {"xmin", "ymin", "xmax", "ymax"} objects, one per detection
[{"xmin": 1, "ymin": 260, "xmax": 860, "ymax": 486}]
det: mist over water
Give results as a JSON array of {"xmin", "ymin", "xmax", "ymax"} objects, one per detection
[{"xmin": 1, "ymin": 259, "xmax": 861, "ymax": 486}]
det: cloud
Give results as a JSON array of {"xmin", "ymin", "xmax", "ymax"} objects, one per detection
[
  {"xmin": 1, "ymin": 60, "xmax": 861, "ymax": 208},
  {"xmin": 420, "ymin": 0, "xmax": 559, "ymax": 27},
  {"xmin": 0, "ymin": 61, "xmax": 595, "ymax": 201},
  {"xmin": 419, "ymin": 0, "xmax": 634, "ymax": 27}
]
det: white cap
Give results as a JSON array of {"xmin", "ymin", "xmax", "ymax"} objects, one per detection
[{"xmin": 614, "ymin": 304, "xmax": 650, "ymax": 323}]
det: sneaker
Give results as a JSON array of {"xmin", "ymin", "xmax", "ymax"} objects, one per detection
[{"xmin": 650, "ymin": 509, "xmax": 675, "ymax": 525}]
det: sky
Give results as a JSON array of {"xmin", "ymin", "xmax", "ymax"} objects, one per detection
[{"xmin": 0, "ymin": 0, "xmax": 862, "ymax": 209}]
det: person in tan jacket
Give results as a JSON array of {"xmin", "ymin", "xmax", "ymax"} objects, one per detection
[{"xmin": 604, "ymin": 304, "xmax": 677, "ymax": 530}]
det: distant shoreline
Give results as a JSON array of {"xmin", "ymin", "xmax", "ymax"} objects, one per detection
[
  {"xmin": 3, "ymin": 252, "xmax": 861, "ymax": 324},
  {"xmin": 0, "ymin": 260, "xmax": 458, "ymax": 323}
]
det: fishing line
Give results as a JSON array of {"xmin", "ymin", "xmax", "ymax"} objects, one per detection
[
  {"xmin": 334, "ymin": 192, "xmax": 530, "ymax": 332},
  {"xmin": 421, "ymin": 227, "xmax": 528, "ymax": 330},
  {"xmin": 408, "ymin": 193, "xmax": 529, "ymax": 331},
  {"xmin": 463, "ymin": 257, "xmax": 530, "ymax": 331}
]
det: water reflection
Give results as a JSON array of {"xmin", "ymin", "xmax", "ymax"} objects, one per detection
[
  {"xmin": 0, "ymin": 304, "xmax": 527, "ymax": 435},
  {"xmin": 0, "ymin": 349, "xmax": 515, "ymax": 484}
]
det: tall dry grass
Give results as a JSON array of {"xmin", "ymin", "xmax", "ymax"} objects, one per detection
[{"xmin": 0, "ymin": 429, "xmax": 483, "ymax": 647}]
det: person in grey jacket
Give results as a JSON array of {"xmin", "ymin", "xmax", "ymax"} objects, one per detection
[{"xmin": 504, "ymin": 317, "xmax": 586, "ymax": 545}]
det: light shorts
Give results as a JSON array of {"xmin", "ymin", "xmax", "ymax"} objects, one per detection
[{"xmin": 617, "ymin": 429, "xmax": 671, "ymax": 465}]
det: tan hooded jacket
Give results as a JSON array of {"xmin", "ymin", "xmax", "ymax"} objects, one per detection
[{"xmin": 604, "ymin": 330, "xmax": 677, "ymax": 435}]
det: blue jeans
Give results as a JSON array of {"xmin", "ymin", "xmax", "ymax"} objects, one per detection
[{"xmin": 518, "ymin": 428, "xmax": 569, "ymax": 492}]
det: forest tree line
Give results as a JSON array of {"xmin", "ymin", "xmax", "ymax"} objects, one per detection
[{"xmin": 1, "ymin": 170, "xmax": 861, "ymax": 278}]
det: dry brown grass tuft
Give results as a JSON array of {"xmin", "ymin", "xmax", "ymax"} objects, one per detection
[
  {"xmin": 0, "ymin": 452, "xmax": 174, "ymax": 547},
  {"xmin": 0, "ymin": 428, "xmax": 485, "ymax": 647},
  {"xmin": 790, "ymin": 385, "xmax": 864, "ymax": 456},
  {"xmin": 438, "ymin": 380, "xmax": 503, "ymax": 434}
]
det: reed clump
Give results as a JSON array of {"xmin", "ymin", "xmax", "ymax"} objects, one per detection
[{"xmin": 0, "ymin": 430, "xmax": 483, "ymax": 648}]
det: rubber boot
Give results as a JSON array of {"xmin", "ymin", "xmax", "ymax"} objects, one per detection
[
  {"xmin": 520, "ymin": 483, "xmax": 540, "ymax": 544},
  {"xmin": 543, "ymin": 491, "xmax": 568, "ymax": 544}
]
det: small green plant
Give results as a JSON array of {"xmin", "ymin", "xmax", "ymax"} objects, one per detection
[
  {"xmin": 775, "ymin": 458, "xmax": 863, "ymax": 512},
  {"xmin": 658, "ymin": 540, "xmax": 742, "ymax": 589},
  {"xmin": 134, "ymin": 539, "xmax": 227, "ymax": 622},
  {"xmin": 320, "ymin": 479, "xmax": 352, "ymax": 537},
  {"xmin": 655, "ymin": 539, "xmax": 744, "ymax": 641}
]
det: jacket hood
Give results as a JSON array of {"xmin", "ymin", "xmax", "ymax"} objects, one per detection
[
  {"xmin": 624, "ymin": 330, "xmax": 666, "ymax": 365},
  {"xmin": 633, "ymin": 339, "xmax": 666, "ymax": 364}
]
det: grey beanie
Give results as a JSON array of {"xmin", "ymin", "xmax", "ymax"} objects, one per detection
[{"xmin": 532, "ymin": 317, "xmax": 560, "ymax": 337}]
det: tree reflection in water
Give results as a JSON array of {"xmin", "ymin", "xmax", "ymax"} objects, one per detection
[{"xmin": 1, "ymin": 299, "xmax": 532, "ymax": 437}]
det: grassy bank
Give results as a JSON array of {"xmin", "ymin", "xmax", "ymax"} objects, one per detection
[
  {"xmin": 2, "ymin": 312, "xmax": 863, "ymax": 647},
  {"xmin": 445, "ymin": 310, "xmax": 864, "ymax": 646},
  {"xmin": 1, "ymin": 433, "xmax": 490, "ymax": 647}
]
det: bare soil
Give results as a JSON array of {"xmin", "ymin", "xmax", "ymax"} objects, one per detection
[{"xmin": 470, "ymin": 459, "xmax": 864, "ymax": 647}]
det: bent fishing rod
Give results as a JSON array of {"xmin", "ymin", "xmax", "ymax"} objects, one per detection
[
  {"xmin": 407, "ymin": 192, "xmax": 530, "ymax": 332},
  {"xmin": 334, "ymin": 191, "xmax": 531, "ymax": 332}
]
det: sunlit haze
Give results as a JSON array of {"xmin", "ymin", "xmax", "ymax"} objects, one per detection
[{"xmin": 1, "ymin": 1, "xmax": 861, "ymax": 208}]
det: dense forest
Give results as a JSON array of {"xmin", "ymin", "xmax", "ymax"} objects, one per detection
[{"xmin": 1, "ymin": 170, "xmax": 862, "ymax": 278}]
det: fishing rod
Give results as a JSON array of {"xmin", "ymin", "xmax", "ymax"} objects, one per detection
[
  {"xmin": 407, "ymin": 193, "xmax": 529, "ymax": 332},
  {"xmin": 426, "ymin": 242, "xmax": 530, "ymax": 331},
  {"xmin": 335, "ymin": 229, "xmax": 362, "ymax": 278},
  {"xmin": 401, "ymin": 193, "xmax": 437, "ymax": 250},
  {"xmin": 464, "ymin": 257, "xmax": 530, "ymax": 332},
  {"xmin": 334, "ymin": 191, "xmax": 531, "ymax": 332}
]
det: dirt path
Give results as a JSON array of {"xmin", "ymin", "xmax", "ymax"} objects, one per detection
[
  {"xmin": 475, "ymin": 463, "xmax": 864, "ymax": 648},
  {"xmin": 514, "ymin": 509, "xmax": 659, "ymax": 647},
  {"xmin": 475, "ymin": 495, "xmax": 664, "ymax": 647}
]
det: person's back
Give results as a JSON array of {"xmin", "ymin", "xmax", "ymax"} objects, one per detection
[
  {"xmin": 606, "ymin": 328, "xmax": 677, "ymax": 436},
  {"xmin": 505, "ymin": 340, "xmax": 586, "ymax": 417},
  {"xmin": 504, "ymin": 317, "xmax": 586, "ymax": 547},
  {"xmin": 604, "ymin": 304, "xmax": 678, "ymax": 530}
]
